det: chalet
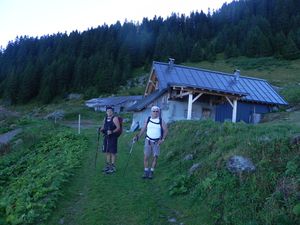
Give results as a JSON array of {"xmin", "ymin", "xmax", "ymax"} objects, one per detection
[
  {"xmin": 127, "ymin": 59, "xmax": 287, "ymax": 128},
  {"xmin": 85, "ymin": 95, "xmax": 142, "ymax": 113}
]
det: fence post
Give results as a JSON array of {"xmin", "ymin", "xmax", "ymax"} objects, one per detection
[{"xmin": 78, "ymin": 114, "xmax": 81, "ymax": 134}]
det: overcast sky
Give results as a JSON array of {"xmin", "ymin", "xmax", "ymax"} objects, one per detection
[{"xmin": 0, "ymin": 0, "xmax": 233, "ymax": 49}]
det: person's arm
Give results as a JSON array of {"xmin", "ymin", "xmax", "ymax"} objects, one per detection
[
  {"xmin": 112, "ymin": 116, "xmax": 120, "ymax": 133},
  {"xmin": 158, "ymin": 120, "xmax": 168, "ymax": 145},
  {"xmin": 133, "ymin": 120, "xmax": 147, "ymax": 142}
]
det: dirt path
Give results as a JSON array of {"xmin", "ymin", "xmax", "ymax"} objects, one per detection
[
  {"xmin": 0, "ymin": 128, "xmax": 22, "ymax": 144},
  {"xmin": 60, "ymin": 119, "xmax": 99, "ymax": 129}
]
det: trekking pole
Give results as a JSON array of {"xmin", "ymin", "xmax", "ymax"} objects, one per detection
[
  {"xmin": 123, "ymin": 140, "xmax": 136, "ymax": 176},
  {"xmin": 94, "ymin": 131, "xmax": 100, "ymax": 168}
]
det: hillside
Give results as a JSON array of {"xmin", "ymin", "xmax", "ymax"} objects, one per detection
[{"xmin": 42, "ymin": 117, "xmax": 300, "ymax": 225}]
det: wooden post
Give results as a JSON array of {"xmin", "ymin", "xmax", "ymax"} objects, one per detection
[
  {"xmin": 232, "ymin": 99, "xmax": 237, "ymax": 123},
  {"xmin": 78, "ymin": 114, "xmax": 81, "ymax": 134},
  {"xmin": 187, "ymin": 93, "xmax": 193, "ymax": 120},
  {"xmin": 225, "ymin": 96, "xmax": 238, "ymax": 123}
]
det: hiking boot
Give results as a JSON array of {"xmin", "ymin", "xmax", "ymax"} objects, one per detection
[
  {"xmin": 142, "ymin": 170, "xmax": 149, "ymax": 179},
  {"xmin": 102, "ymin": 165, "xmax": 110, "ymax": 172},
  {"xmin": 106, "ymin": 165, "xmax": 116, "ymax": 174},
  {"xmin": 148, "ymin": 171, "xmax": 153, "ymax": 179}
]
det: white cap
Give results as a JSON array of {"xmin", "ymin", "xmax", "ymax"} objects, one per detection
[{"xmin": 151, "ymin": 106, "xmax": 160, "ymax": 111}]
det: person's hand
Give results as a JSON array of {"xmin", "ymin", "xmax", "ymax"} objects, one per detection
[
  {"xmin": 158, "ymin": 139, "xmax": 165, "ymax": 145},
  {"xmin": 133, "ymin": 135, "xmax": 139, "ymax": 142},
  {"xmin": 107, "ymin": 130, "xmax": 113, "ymax": 135}
]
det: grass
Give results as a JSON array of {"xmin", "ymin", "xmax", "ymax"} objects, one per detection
[
  {"xmin": 44, "ymin": 120, "xmax": 300, "ymax": 225},
  {"xmin": 46, "ymin": 129, "xmax": 173, "ymax": 225},
  {"xmin": 185, "ymin": 56, "xmax": 300, "ymax": 87},
  {"xmin": 0, "ymin": 119, "xmax": 88, "ymax": 225}
]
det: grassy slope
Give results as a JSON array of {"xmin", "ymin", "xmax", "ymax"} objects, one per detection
[
  {"xmin": 185, "ymin": 56, "xmax": 300, "ymax": 86},
  {"xmin": 45, "ymin": 120, "xmax": 300, "ymax": 225}
]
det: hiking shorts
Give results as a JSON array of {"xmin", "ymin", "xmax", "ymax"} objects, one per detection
[
  {"xmin": 102, "ymin": 135, "xmax": 118, "ymax": 154},
  {"xmin": 144, "ymin": 138, "xmax": 160, "ymax": 158}
]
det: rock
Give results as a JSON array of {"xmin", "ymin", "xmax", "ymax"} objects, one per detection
[
  {"xmin": 188, "ymin": 163, "xmax": 201, "ymax": 175},
  {"xmin": 276, "ymin": 177, "xmax": 298, "ymax": 199},
  {"xmin": 290, "ymin": 134, "xmax": 300, "ymax": 145},
  {"xmin": 0, "ymin": 143, "xmax": 10, "ymax": 155},
  {"xmin": 258, "ymin": 136, "xmax": 271, "ymax": 143},
  {"xmin": 168, "ymin": 218, "xmax": 177, "ymax": 223},
  {"xmin": 45, "ymin": 110, "xmax": 65, "ymax": 120},
  {"xmin": 59, "ymin": 218, "xmax": 64, "ymax": 224},
  {"xmin": 183, "ymin": 154, "xmax": 193, "ymax": 161},
  {"xmin": 13, "ymin": 138, "xmax": 23, "ymax": 148},
  {"xmin": 226, "ymin": 155, "xmax": 256, "ymax": 174},
  {"xmin": 9, "ymin": 124, "xmax": 17, "ymax": 129},
  {"xmin": 67, "ymin": 93, "xmax": 82, "ymax": 100}
]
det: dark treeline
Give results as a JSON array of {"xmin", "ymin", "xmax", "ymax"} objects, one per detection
[{"xmin": 0, "ymin": 0, "xmax": 300, "ymax": 104}]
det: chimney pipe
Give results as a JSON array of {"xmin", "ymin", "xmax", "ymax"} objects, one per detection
[
  {"xmin": 234, "ymin": 69, "xmax": 240, "ymax": 81},
  {"xmin": 168, "ymin": 58, "xmax": 175, "ymax": 68}
]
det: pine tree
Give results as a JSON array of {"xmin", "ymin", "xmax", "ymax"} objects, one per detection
[{"xmin": 282, "ymin": 35, "xmax": 300, "ymax": 59}]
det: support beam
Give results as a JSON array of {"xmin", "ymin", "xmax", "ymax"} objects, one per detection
[
  {"xmin": 225, "ymin": 96, "xmax": 234, "ymax": 107},
  {"xmin": 225, "ymin": 96, "xmax": 238, "ymax": 123},
  {"xmin": 173, "ymin": 91, "xmax": 190, "ymax": 98},
  {"xmin": 187, "ymin": 93, "xmax": 193, "ymax": 120},
  {"xmin": 192, "ymin": 93, "xmax": 203, "ymax": 103}
]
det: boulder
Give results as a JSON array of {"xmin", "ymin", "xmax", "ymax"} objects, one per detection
[
  {"xmin": 226, "ymin": 155, "xmax": 256, "ymax": 174},
  {"xmin": 290, "ymin": 134, "xmax": 300, "ymax": 145},
  {"xmin": 67, "ymin": 93, "xmax": 82, "ymax": 100},
  {"xmin": 188, "ymin": 163, "xmax": 201, "ymax": 175},
  {"xmin": 45, "ymin": 110, "xmax": 65, "ymax": 120},
  {"xmin": 183, "ymin": 154, "xmax": 193, "ymax": 161}
]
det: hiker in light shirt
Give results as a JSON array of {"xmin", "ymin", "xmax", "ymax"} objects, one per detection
[{"xmin": 133, "ymin": 106, "xmax": 168, "ymax": 179}]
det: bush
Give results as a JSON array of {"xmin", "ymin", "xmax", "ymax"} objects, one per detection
[{"xmin": 280, "ymin": 85, "xmax": 300, "ymax": 104}]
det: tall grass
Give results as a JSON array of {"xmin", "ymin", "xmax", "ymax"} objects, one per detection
[{"xmin": 162, "ymin": 120, "xmax": 300, "ymax": 225}]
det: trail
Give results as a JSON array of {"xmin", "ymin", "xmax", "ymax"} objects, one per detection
[
  {"xmin": 0, "ymin": 128, "xmax": 22, "ymax": 144},
  {"xmin": 46, "ymin": 127, "xmax": 181, "ymax": 225}
]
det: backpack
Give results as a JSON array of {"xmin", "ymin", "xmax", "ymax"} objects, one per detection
[{"xmin": 146, "ymin": 116, "xmax": 163, "ymax": 140}]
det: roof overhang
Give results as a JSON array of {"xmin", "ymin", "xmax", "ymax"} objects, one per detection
[{"xmin": 169, "ymin": 83, "xmax": 248, "ymax": 99}]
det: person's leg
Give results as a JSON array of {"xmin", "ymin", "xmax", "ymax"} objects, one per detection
[
  {"xmin": 102, "ymin": 152, "xmax": 111, "ymax": 172},
  {"xmin": 111, "ymin": 153, "xmax": 116, "ymax": 172},
  {"xmin": 143, "ymin": 139, "xmax": 151, "ymax": 178},
  {"xmin": 149, "ymin": 143, "xmax": 160, "ymax": 179},
  {"xmin": 144, "ymin": 154, "xmax": 149, "ymax": 168},
  {"xmin": 151, "ymin": 156, "xmax": 158, "ymax": 169},
  {"xmin": 106, "ymin": 152, "xmax": 111, "ymax": 164},
  {"xmin": 111, "ymin": 153, "xmax": 116, "ymax": 165},
  {"xmin": 105, "ymin": 136, "xmax": 118, "ymax": 174}
]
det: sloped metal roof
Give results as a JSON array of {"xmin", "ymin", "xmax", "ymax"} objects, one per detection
[
  {"xmin": 85, "ymin": 95, "xmax": 142, "ymax": 108},
  {"xmin": 154, "ymin": 61, "xmax": 287, "ymax": 105},
  {"xmin": 126, "ymin": 89, "xmax": 166, "ymax": 111}
]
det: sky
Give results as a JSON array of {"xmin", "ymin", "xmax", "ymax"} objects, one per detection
[{"xmin": 0, "ymin": 0, "xmax": 233, "ymax": 49}]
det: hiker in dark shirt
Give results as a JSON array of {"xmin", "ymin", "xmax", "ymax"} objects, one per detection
[
  {"xmin": 133, "ymin": 106, "xmax": 168, "ymax": 179},
  {"xmin": 99, "ymin": 106, "xmax": 120, "ymax": 174}
]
